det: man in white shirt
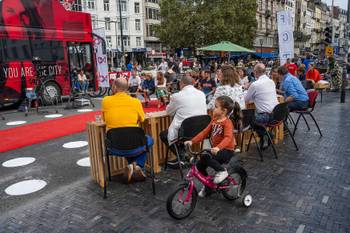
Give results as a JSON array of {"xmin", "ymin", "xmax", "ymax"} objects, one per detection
[
  {"xmin": 245, "ymin": 63, "xmax": 278, "ymax": 148},
  {"xmin": 127, "ymin": 70, "xmax": 141, "ymax": 93},
  {"xmin": 159, "ymin": 75, "xmax": 207, "ymax": 167},
  {"xmin": 158, "ymin": 59, "xmax": 168, "ymax": 73}
]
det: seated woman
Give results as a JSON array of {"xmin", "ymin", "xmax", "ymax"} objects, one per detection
[
  {"xmin": 141, "ymin": 73, "xmax": 155, "ymax": 106},
  {"xmin": 155, "ymin": 71, "xmax": 169, "ymax": 108},
  {"xmin": 207, "ymin": 64, "xmax": 246, "ymax": 110},
  {"xmin": 237, "ymin": 67, "xmax": 249, "ymax": 88},
  {"xmin": 77, "ymin": 69, "xmax": 89, "ymax": 94}
]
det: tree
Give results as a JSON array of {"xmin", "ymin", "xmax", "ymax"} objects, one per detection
[{"xmin": 156, "ymin": 0, "xmax": 257, "ymax": 49}]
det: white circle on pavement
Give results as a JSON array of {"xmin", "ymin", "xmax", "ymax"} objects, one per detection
[
  {"xmin": 6, "ymin": 121, "xmax": 27, "ymax": 126},
  {"xmin": 2, "ymin": 157, "xmax": 36, "ymax": 168},
  {"xmin": 44, "ymin": 114, "xmax": 63, "ymax": 118},
  {"xmin": 5, "ymin": 180, "xmax": 47, "ymax": 196},
  {"xmin": 63, "ymin": 141, "xmax": 88, "ymax": 149},
  {"xmin": 76, "ymin": 157, "xmax": 90, "ymax": 167},
  {"xmin": 77, "ymin": 109, "xmax": 93, "ymax": 112}
]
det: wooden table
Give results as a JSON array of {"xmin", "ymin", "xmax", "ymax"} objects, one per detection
[
  {"xmin": 87, "ymin": 111, "xmax": 173, "ymax": 188},
  {"xmin": 315, "ymin": 81, "xmax": 330, "ymax": 103}
]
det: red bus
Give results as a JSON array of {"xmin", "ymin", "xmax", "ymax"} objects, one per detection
[{"xmin": 0, "ymin": 0, "xmax": 96, "ymax": 107}]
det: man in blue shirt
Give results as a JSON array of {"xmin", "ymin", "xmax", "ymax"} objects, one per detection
[{"xmin": 277, "ymin": 66, "xmax": 309, "ymax": 111}]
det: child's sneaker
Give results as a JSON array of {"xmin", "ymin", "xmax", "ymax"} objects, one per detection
[
  {"xmin": 213, "ymin": 170, "xmax": 228, "ymax": 184},
  {"xmin": 198, "ymin": 186, "xmax": 207, "ymax": 198}
]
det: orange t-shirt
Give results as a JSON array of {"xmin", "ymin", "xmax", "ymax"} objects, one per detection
[{"xmin": 191, "ymin": 118, "xmax": 235, "ymax": 151}]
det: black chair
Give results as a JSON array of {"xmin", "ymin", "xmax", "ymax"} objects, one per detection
[
  {"xmin": 238, "ymin": 109, "xmax": 263, "ymax": 161},
  {"xmin": 164, "ymin": 115, "xmax": 211, "ymax": 179},
  {"xmin": 247, "ymin": 102, "xmax": 299, "ymax": 159},
  {"xmin": 291, "ymin": 91, "xmax": 322, "ymax": 137},
  {"xmin": 104, "ymin": 127, "xmax": 155, "ymax": 198}
]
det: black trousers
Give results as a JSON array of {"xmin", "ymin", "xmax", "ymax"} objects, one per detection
[
  {"xmin": 159, "ymin": 130, "xmax": 185, "ymax": 159},
  {"xmin": 196, "ymin": 149, "xmax": 234, "ymax": 176}
]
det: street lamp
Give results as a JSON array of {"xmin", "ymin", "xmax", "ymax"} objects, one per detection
[{"xmin": 259, "ymin": 38, "xmax": 264, "ymax": 59}]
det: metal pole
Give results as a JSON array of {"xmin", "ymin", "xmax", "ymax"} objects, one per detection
[
  {"xmin": 340, "ymin": 0, "xmax": 350, "ymax": 103},
  {"xmin": 114, "ymin": 21, "xmax": 117, "ymax": 69},
  {"xmin": 331, "ymin": 0, "xmax": 335, "ymax": 45},
  {"xmin": 118, "ymin": 0, "xmax": 124, "ymax": 69}
]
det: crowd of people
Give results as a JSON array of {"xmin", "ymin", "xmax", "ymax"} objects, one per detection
[{"xmin": 101, "ymin": 53, "xmax": 324, "ymax": 196}]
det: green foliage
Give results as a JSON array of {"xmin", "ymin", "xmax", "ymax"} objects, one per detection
[{"xmin": 156, "ymin": 0, "xmax": 257, "ymax": 49}]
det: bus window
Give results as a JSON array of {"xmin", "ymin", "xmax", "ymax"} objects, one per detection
[{"xmin": 68, "ymin": 42, "xmax": 92, "ymax": 71}]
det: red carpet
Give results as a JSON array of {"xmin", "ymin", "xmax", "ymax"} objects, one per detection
[{"xmin": 0, "ymin": 100, "xmax": 165, "ymax": 153}]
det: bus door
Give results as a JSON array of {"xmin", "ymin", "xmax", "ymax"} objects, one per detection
[{"xmin": 67, "ymin": 42, "xmax": 95, "ymax": 90}]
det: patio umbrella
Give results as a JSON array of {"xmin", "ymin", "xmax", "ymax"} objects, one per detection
[{"xmin": 197, "ymin": 41, "xmax": 254, "ymax": 53}]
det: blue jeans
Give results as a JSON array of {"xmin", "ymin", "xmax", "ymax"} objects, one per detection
[
  {"xmin": 107, "ymin": 135, "xmax": 154, "ymax": 168},
  {"xmin": 288, "ymin": 100, "xmax": 309, "ymax": 111},
  {"xmin": 253, "ymin": 113, "xmax": 272, "ymax": 138}
]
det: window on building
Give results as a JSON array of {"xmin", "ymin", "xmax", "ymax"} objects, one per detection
[
  {"xmin": 259, "ymin": 16, "xmax": 262, "ymax": 29},
  {"xmin": 146, "ymin": 0, "xmax": 159, "ymax": 2},
  {"xmin": 91, "ymin": 15, "xmax": 98, "ymax": 29},
  {"xmin": 87, "ymin": 0, "xmax": 95, "ymax": 10},
  {"xmin": 117, "ymin": 0, "xmax": 127, "ymax": 12},
  {"xmin": 146, "ymin": 8, "xmax": 160, "ymax": 20},
  {"xmin": 134, "ymin": 2, "xmax": 140, "ymax": 13},
  {"xmin": 71, "ymin": 0, "xmax": 82, "ymax": 11},
  {"xmin": 146, "ymin": 24, "xmax": 156, "ymax": 37},
  {"xmin": 118, "ymin": 18, "xmax": 128, "ymax": 31},
  {"xmin": 135, "ymin": 19, "xmax": 141, "ymax": 31},
  {"xmin": 106, "ymin": 36, "xmax": 112, "ymax": 48},
  {"xmin": 105, "ymin": 17, "xmax": 111, "ymax": 30},
  {"xmin": 104, "ymin": 0, "xmax": 109, "ymax": 11},
  {"xmin": 136, "ymin": 37, "xmax": 141, "ymax": 47},
  {"xmin": 259, "ymin": 0, "xmax": 263, "ymax": 11},
  {"xmin": 124, "ymin": 36, "xmax": 130, "ymax": 47}
]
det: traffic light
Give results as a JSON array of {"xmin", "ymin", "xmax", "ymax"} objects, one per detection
[{"xmin": 324, "ymin": 26, "xmax": 332, "ymax": 44}]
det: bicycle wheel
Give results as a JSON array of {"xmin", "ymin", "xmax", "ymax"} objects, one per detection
[
  {"xmin": 166, "ymin": 184, "xmax": 197, "ymax": 220},
  {"xmin": 41, "ymin": 81, "xmax": 61, "ymax": 105},
  {"xmin": 89, "ymin": 87, "xmax": 107, "ymax": 97},
  {"xmin": 222, "ymin": 165, "xmax": 247, "ymax": 200}
]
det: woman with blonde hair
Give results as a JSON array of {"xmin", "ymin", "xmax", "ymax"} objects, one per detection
[{"xmin": 207, "ymin": 64, "xmax": 246, "ymax": 110}]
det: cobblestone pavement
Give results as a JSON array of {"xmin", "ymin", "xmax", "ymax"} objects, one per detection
[{"xmin": 0, "ymin": 92, "xmax": 350, "ymax": 233}]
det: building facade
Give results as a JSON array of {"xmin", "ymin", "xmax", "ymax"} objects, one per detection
[{"xmin": 61, "ymin": 0, "xmax": 147, "ymax": 67}]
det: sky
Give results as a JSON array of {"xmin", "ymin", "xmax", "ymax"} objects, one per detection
[{"xmin": 323, "ymin": 0, "xmax": 348, "ymax": 10}]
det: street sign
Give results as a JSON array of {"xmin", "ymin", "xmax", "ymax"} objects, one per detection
[{"xmin": 325, "ymin": 46, "xmax": 334, "ymax": 57}]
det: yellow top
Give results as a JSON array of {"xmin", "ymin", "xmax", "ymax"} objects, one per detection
[{"xmin": 102, "ymin": 92, "xmax": 145, "ymax": 129}]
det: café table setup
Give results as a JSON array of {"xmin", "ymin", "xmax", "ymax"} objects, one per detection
[{"xmin": 87, "ymin": 95, "xmax": 285, "ymax": 189}]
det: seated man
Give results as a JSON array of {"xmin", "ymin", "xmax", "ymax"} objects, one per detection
[
  {"xmin": 305, "ymin": 63, "xmax": 322, "ymax": 84},
  {"xmin": 128, "ymin": 70, "xmax": 141, "ymax": 93},
  {"xmin": 159, "ymin": 75, "xmax": 207, "ymax": 168},
  {"xmin": 102, "ymin": 78, "xmax": 152, "ymax": 183},
  {"xmin": 277, "ymin": 66, "xmax": 309, "ymax": 111},
  {"xmin": 245, "ymin": 63, "xmax": 279, "ymax": 148}
]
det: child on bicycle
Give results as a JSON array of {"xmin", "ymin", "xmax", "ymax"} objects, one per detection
[{"xmin": 185, "ymin": 95, "xmax": 236, "ymax": 197}]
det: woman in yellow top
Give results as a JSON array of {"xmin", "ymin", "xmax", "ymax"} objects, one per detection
[{"xmin": 102, "ymin": 78, "xmax": 153, "ymax": 183}]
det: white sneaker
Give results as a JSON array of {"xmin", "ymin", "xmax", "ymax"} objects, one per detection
[
  {"xmin": 198, "ymin": 186, "xmax": 206, "ymax": 198},
  {"xmin": 234, "ymin": 148, "xmax": 241, "ymax": 153},
  {"xmin": 213, "ymin": 170, "xmax": 228, "ymax": 184}
]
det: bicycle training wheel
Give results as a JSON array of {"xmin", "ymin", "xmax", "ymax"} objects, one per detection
[
  {"xmin": 166, "ymin": 184, "xmax": 197, "ymax": 220},
  {"xmin": 222, "ymin": 166, "xmax": 247, "ymax": 200}
]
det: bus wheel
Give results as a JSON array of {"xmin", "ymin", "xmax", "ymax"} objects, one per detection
[{"xmin": 41, "ymin": 82, "xmax": 61, "ymax": 105}]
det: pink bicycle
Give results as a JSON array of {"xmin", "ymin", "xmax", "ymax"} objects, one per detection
[{"xmin": 166, "ymin": 145, "xmax": 253, "ymax": 220}]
